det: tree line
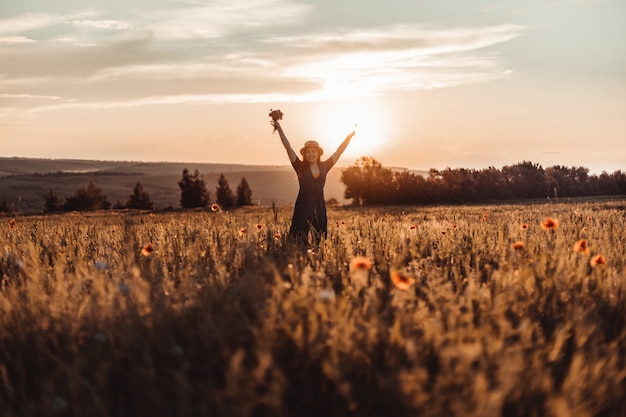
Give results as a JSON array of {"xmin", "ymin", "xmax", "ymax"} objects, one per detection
[
  {"xmin": 2, "ymin": 159, "xmax": 624, "ymax": 214},
  {"xmin": 5, "ymin": 170, "xmax": 254, "ymax": 213},
  {"xmin": 341, "ymin": 158, "xmax": 626, "ymax": 205}
]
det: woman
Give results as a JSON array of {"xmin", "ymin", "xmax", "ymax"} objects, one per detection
[{"xmin": 272, "ymin": 119, "xmax": 356, "ymax": 243}]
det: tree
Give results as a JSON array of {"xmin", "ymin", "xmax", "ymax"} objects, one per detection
[
  {"xmin": 502, "ymin": 161, "xmax": 546, "ymax": 199},
  {"xmin": 63, "ymin": 181, "xmax": 111, "ymax": 211},
  {"xmin": 178, "ymin": 169, "xmax": 210, "ymax": 208},
  {"xmin": 126, "ymin": 182, "xmax": 154, "ymax": 210},
  {"xmin": 44, "ymin": 189, "xmax": 62, "ymax": 212},
  {"xmin": 341, "ymin": 157, "xmax": 395, "ymax": 205},
  {"xmin": 0, "ymin": 198, "xmax": 11, "ymax": 213},
  {"xmin": 215, "ymin": 174, "xmax": 236, "ymax": 208},
  {"xmin": 236, "ymin": 177, "xmax": 253, "ymax": 206}
]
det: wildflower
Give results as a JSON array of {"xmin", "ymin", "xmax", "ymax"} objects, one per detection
[
  {"xmin": 256, "ymin": 223, "xmax": 263, "ymax": 230},
  {"xmin": 385, "ymin": 213, "xmax": 391, "ymax": 218},
  {"xmin": 590, "ymin": 255, "xmax": 606, "ymax": 267},
  {"xmin": 273, "ymin": 233, "xmax": 281, "ymax": 240},
  {"xmin": 141, "ymin": 243, "xmax": 154, "ymax": 256},
  {"xmin": 520, "ymin": 223, "xmax": 528, "ymax": 230},
  {"xmin": 390, "ymin": 269, "xmax": 415, "ymax": 291},
  {"xmin": 451, "ymin": 223, "xmax": 457, "ymax": 229},
  {"xmin": 573, "ymin": 239, "xmax": 589, "ymax": 254},
  {"xmin": 511, "ymin": 241, "xmax": 525, "ymax": 251},
  {"xmin": 441, "ymin": 231, "xmax": 446, "ymax": 235},
  {"xmin": 349, "ymin": 256, "xmax": 372, "ymax": 271},
  {"xmin": 149, "ymin": 213, "xmax": 155, "ymax": 218},
  {"xmin": 541, "ymin": 217, "xmax": 559, "ymax": 230},
  {"xmin": 239, "ymin": 228, "xmax": 246, "ymax": 236},
  {"xmin": 582, "ymin": 227, "xmax": 588, "ymax": 232},
  {"xmin": 211, "ymin": 204, "xmax": 220, "ymax": 212},
  {"xmin": 409, "ymin": 225, "xmax": 416, "ymax": 230},
  {"xmin": 9, "ymin": 219, "xmax": 16, "ymax": 229}
]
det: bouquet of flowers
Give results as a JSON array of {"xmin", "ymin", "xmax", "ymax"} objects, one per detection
[{"xmin": 269, "ymin": 109, "xmax": 283, "ymax": 132}]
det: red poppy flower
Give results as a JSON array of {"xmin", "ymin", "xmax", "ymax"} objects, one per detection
[
  {"xmin": 511, "ymin": 241, "xmax": 525, "ymax": 251},
  {"xmin": 541, "ymin": 217, "xmax": 559, "ymax": 230},
  {"xmin": 349, "ymin": 256, "xmax": 372, "ymax": 271},
  {"xmin": 590, "ymin": 255, "xmax": 606, "ymax": 267},
  {"xmin": 390, "ymin": 269, "xmax": 415, "ymax": 291},
  {"xmin": 573, "ymin": 239, "xmax": 589, "ymax": 254},
  {"xmin": 141, "ymin": 243, "xmax": 154, "ymax": 256}
]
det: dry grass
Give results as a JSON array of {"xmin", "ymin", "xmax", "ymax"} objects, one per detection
[{"xmin": 1, "ymin": 201, "xmax": 625, "ymax": 417}]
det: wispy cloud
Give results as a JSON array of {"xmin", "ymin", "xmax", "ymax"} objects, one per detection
[
  {"xmin": 0, "ymin": 36, "xmax": 37, "ymax": 45},
  {"xmin": 0, "ymin": 93, "xmax": 61, "ymax": 100},
  {"xmin": 271, "ymin": 24, "xmax": 524, "ymax": 96},
  {"xmin": 0, "ymin": 2, "xmax": 525, "ymax": 124},
  {"xmin": 66, "ymin": 19, "xmax": 131, "ymax": 30},
  {"xmin": 0, "ymin": 11, "xmax": 96, "ymax": 35},
  {"xmin": 143, "ymin": 0, "xmax": 312, "ymax": 41}
]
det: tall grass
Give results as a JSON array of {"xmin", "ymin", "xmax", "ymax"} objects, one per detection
[{"xmin": 1, "ymin": 201, "xmax": 625, "ymax": 417}]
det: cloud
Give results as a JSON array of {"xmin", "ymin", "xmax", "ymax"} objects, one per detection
[
  {"xmin": 0, "ymin": 93, "xmax": 61, "ymax": 100},
  {"xmin": 0, "ymin": 36, "xmax": 37, "ymax": 45},
  {"xmin": 0, "ymin": 11, "xmax": 96, "ymax": 35},
  {"xmin": 254, "ymin": 23, "xmax": 526, "ymax": 97},
  {"xmin": 142, "ymin": 0, "xmax": 312, "ymax": 41},
  {"xmin": 0, "ymin": 3, "xmax": 525, "ymax": 123},
  {"xmin": 65, "ymin": 19, "xmax": 131, "ymax": 30},
  {"xmin": 85, "ymin": 23, "xmax": 524, "ymax": 93}
]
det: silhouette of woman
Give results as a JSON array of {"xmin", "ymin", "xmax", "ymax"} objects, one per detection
[{"xmin": 271, "ymin": 118, "xmax": 355, "ymax": 243}]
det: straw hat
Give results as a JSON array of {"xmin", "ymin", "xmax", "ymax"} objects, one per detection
[{"xmin": 300, "ymin": 140, "xmax": 324, "ymax": 156}]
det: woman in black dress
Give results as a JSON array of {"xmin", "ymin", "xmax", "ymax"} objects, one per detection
[{"xmin": 272, "ymin": 119, "xmax": 356, "ymax": 243}]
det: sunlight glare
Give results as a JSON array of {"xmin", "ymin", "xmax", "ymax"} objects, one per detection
[{"xmin": 308, "ymin": 100, "xmax": 389, "ymax": 162}]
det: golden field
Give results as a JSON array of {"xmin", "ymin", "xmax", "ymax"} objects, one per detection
[{"xmin": 1, "ymin": 201, "xmax": 625, "ymax": 417}]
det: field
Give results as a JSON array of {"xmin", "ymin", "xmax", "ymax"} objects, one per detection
[{"xmin": 1, "ymin": 201, "xmax": 625, "ymax": 417}]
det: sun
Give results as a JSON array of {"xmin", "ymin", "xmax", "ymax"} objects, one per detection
[{"xmin": 307, "ymin": 99, "xmax": 390, "ymax": 162}]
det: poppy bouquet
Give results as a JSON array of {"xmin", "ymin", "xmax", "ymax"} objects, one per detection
[{"xmin": 269, "ymin": 109, "xmax": 283, "ymax": 132}]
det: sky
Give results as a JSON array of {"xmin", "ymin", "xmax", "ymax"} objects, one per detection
[{"xmin": 1, "ymin": 0, "xmax": 625, "ymax": 174}]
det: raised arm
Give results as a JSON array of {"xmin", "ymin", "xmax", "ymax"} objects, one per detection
[
  {"xmin": 330, "ymin": 130, "xmax": 356, "ymax": 165},
  {"xmin": 272, "ymin": 120, "xmax": 298, "ymax": 163}
]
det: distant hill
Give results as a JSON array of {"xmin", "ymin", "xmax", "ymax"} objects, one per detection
[{"xmin": 0, "ymin": 157, "xmax": 352, "ymax": 213}]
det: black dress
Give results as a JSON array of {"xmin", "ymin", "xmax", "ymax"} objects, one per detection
[{"xmin": 289, "ymin": 157, "xmax": 336, "ymax": 241}]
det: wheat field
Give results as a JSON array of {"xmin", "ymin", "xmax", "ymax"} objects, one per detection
[{"xmin": 1, "ymin": 201, "xmax": 625, "ymax": 417}]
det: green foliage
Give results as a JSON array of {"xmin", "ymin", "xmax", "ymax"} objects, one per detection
[
  {"xmin": 62, "ymin": 181, "xmax": 111, "ymax": 211},
  {"xmin": 178, "ymin": 168, "xmax": 210, "ymax": 209},
  {"xmin": 1, "ymin": 201, "xmax": 626, "ymax": 416},
  {"xmin": 236, "ymin": 177, "xmax": 253, "ymax": 206},
  {"xmin": 215, "ymin": 174, "xmax": 236, "ymax": 208},
  {"xmin": 126, "ymin": 182, "xmax": 154, "ymax": 210}
]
